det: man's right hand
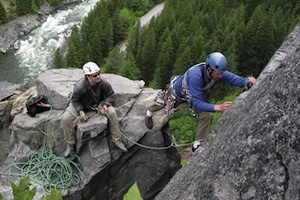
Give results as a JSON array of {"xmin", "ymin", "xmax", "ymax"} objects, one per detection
[
  {"xmin": 214, "ymin": 101, "xmax": 232, "ymax": 112},
  {"xmin": 79, "ymin": 110, "xmax": 89, "ymax": 121}
]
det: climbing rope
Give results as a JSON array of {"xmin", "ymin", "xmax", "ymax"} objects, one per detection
[
  {"xmin": 1, "ymin": 101, "xmax": 196, "ymax": 194},
  {"xmin": 2, "ymin": 146, "xmax": 82, "ymax": 193},
  {"xmin": 0, "ymin": 102, "xmax": 83, "ymax": 194},
  {"xmin": 105, "ymin": 112, "xmax": 194, "ymax": 150}
]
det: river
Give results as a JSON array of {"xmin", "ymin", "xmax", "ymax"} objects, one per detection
[
  {"xmin": 0, "ymin": 2, "xmax": 164, "ymax": 86},
  {"xmin": 0, "ymin": 0, "xmax": 100, "ymax": 85}
]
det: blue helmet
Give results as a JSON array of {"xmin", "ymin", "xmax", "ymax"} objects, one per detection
[{"xmin": 206, "ymin": 52, "xmax": 228, "ymax": 73}]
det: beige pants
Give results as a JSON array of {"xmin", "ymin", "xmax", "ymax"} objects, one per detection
[
  {"xmin": 62, "ymin": 103, "xmax": 121, "ymax": 145},
  {"xmin": 195, "ymin": 111, "xmax": 213, "ymax": 141},
  {"xmin": 148, "ymin": 101, "xmax": 213, "ymax": 141}
]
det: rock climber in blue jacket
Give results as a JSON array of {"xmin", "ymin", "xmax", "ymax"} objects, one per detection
[{"xmin": 145, "ymin": 52, "xmax": 256, "ymax": 152}]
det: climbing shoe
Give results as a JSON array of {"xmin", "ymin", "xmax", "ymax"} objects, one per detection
[
  {"xmin": 64, "ymin": 144, "xmax": 75, "ymax": 158},
  {"xmin": 115, "ymin": 140, "xmax": 128, "ymax": 153},
  {"xmin": 192, "ymin": 140, "xmax": 201, "ymax": 152},
  {"xmin": 145, "ymin": 115, "xmax": 153, "ymax": 129}
]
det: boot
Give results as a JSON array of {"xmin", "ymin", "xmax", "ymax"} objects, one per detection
[
  {"xmin": 192, "ymin": 140, "xmax": 201, "ymax": 152},
  {"xmin": 64, "ymin": 144, "xmax": 74, "ymax": 158},
  {"xmin": 145, "ymin": 115, "xmax": 153, "ymax": 129},
  {"xmin": 115, "ymin": 140, "xmax": 128, "ymax": 153}
]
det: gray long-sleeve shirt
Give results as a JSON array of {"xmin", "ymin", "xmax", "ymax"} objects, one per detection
[{"xmin": 71, "ymin": 77, "xmax": 114, "ymax": 112}]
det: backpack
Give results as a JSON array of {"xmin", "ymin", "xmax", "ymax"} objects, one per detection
[{"xmin": 26, "ymin": 95, "xmax": 51, "ymax": 117}]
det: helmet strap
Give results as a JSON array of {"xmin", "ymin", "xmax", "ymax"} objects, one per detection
[{"xmin": 207, "ymin": 67, "xmax": 214, "ymax": 79}]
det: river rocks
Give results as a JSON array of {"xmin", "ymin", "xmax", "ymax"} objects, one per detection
[
  {"xmin": 154, "ymin": 23, "xmax": 300, "ymax": 200},
  {"xmin": 0, "ymin": 71, "xmax": 181, "ymax": 200},
  {"xmin": 0, "ymin": 0, "xmax": 81, "ymax": 53}
]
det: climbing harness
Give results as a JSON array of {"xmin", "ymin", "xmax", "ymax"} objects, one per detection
[
  {"xmin": 154, "ymin": 63, "xmax": 215, "ymax": 119},
  {"xmin": 181, "ymin": 62, "xmax": 215, "ymax": 117}
]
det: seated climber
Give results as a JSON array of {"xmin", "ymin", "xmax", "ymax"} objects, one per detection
[
  {"xmin": 144, "ymin": 52, "xmax": 257, "ymax": 152},
  {"xmin": 62, "ymin": 62, "xmax": 128, "ymax": 157}
]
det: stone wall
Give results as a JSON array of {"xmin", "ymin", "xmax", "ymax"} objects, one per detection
[{"xmin": 155, "ymin": 23, "xmax": 300, "ymax": 200}]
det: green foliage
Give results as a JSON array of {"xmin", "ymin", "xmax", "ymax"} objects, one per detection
[
  {"xmin": 170, "ymin": 88, "xmax": 243, "ymax": 144},
  {"xmin": 127, "ymin": 0, "xmax": 152, "ymax": 17},
  {"xmin": 46, "ymin": 0, "xmax": 64, "ymax": 6},
  {"xmin": 123, "ymin": 182, "xmax": 143, "ymax": 200},
  {"xmin": 119, "ymin": 8, "xmax": 137, "ymax": 35},
  {"xmin": 52, "ymin": 48, "xmax": 65, "ymax": 68},
  {"xmin": 40, "ymin": 189, "xmax": 62, "ymax": 200},
  {"xmin": 120, "ymin": 52, "xmax": 142, "ymax": 80},
  {"xmin": 154, "ymin": 31, "xmax": 174, "ymax": 88},
  {"xmin": 126, "ymin": 0, "xmax": 299, "ymax": 90},
  {"xmin": 137, "ymin": 27, "xmax": 157, "ymax": 84},
  {"xmin": 11, "ymin": 176, "xmax": 37, "ymax": 200},
  {"xmin": 66, "ymin": 25, "xmax": 84, "ymax": 68},
  {"xmin": 6, "ymin": 4, "xmax": 18, "ymax": 21},
  {"xmin": 104, "ymin": 46, "xmax": 125, "ymax": 73},
  {"xmin": 15, "ymin": 0, "xmax": 37, "ymax": 15},
  {"xmin": 64, "ymin": 0, "xmax": 159, "ymax": 70},
  {"xmin": 0, "ymin": 2, "xmax": 7, "ymax": 23},
  {"xmin": 169, "ymin": 104, "xmax": 197, "ymax": 144},
  {"xmin": 2, "ymin": 176, "xmax": 63, "ymax": 200}
]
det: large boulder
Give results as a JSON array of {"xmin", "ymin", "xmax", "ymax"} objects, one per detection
[
  {"xmin": 0, "ymin": 81, "xmax": 24, "ymax": 166},
  {"xmin": 155, "ymin": 23, "xmax": 300, "ymax": 200},
  {"xmin": 0, "ymin": 71, "xmax": 181, "ymax": 200}
]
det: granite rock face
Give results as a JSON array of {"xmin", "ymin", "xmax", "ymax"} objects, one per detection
[
  {"xmin": 155, "ymin": 23, "xmax": 300, "ymax": 200},
  {"xmin": 0, "ymin": 71, "xmax": 181, "ymax": 200}
]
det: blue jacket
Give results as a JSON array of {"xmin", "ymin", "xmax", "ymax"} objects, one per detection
[{"xmin": 174, "ymin": 64, "xmax": 248, "ymax": 112}]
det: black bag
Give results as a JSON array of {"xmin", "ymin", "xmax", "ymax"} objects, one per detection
[{"xmin": 26, "ymin": 95, "xmax": 51, "ymax": 117}]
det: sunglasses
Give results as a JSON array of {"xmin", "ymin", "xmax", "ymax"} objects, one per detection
[{"xmin": 90, "ymin": 72, "xmax": 100, "ymax": 77}]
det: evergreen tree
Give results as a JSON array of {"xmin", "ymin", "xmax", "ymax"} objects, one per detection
[
  {"xmin": 238, "ymin": 4, "xmax": 269, "ymax": 76},
  {"xmin": 126, "ymin": 21, "xmax": 142, "ymax": 58},
  {"xmin": 66, "ymin": 25, "xmax": 83, "ymax": 68},
  {"xmin": 102, "ymin": 18, "xmax": 114, "ymax": 58},
  {"xmin": 47, "ymin": 0, "xmax": 64, "ymax": 6},
  {"xmin": 104, "ymin": 46, "xmax": 124, "ymax": 74},
  {"xmin": 120, "ymin": 52, "xmax": 142, "ymax": 80},
  {"xmin": 119, "ymin": 7, "xmax": 136, "ymax": 35},
  {"xmin": 128, "ymin": 0, "xmax": 151, "ymax": 16},
  {"xmin": 89, "ymin": 18, "xmax": 103, "ymax": 65},
  {"xmin": 15, "ymin": 0, "xmax": 35, "ymax": 15},
  {"xmin": 254, "ymin": 14, "xmax": 275, "ymax": 76},
  {"xmin": 53, "ymin": 48, "xmax": 65, "ymax": 68},
  {"xmin": 137, "ymin": 27, "xmax": 156, "ymax": 84},
  {"xmin": 0, "ymin": 2, "xmax": 7, "ymax": 23},
  {"xmin": 153, "ymin": 35, "xmax": 174, "ymax": 89},
  {"xmin": 112, "ymin": 10, "xmax": 126, "ymax": 43},
  {"xmin": 172, "ymin": 44, "xmax": 193, "ymax": 75}
]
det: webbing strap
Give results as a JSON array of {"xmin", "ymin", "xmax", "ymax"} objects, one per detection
[{"xmin": 181, "ymin": 62, "xmax": 215, "ymax": 103}]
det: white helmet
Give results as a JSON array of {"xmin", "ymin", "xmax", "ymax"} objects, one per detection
[{"xmin": 83, "ymin": 62, "xmax": 100, "ymax": 75}]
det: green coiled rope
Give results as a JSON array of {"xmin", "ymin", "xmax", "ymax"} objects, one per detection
[
  {"xmin": 0, "ymin": 103, "xmax": 83, "ymax": 194},
  {"xmin": 3, "ymin": 146, "xmax": 82, "ymax": 193}
]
